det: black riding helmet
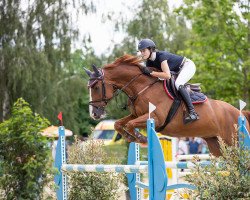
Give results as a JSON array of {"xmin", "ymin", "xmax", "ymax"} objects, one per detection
[{"xmin": 138, "ymin": 39, "xmax": 156, "ymax": 51}]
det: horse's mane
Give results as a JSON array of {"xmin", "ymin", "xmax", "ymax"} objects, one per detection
[{"xmin": 104, "ymin": 54, "xmax": 142, "ymax": 69}]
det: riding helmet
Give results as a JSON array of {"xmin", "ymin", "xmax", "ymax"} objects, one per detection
[{"xmin": 138, "ymin": 39, "xmax": 156, "ymax": 51}]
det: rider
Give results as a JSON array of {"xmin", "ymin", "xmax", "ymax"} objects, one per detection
[{"xmin": 138, "ymin": 38, "xmax": 199, "ymax": 124}]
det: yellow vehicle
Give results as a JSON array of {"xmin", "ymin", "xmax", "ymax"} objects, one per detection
[
  {"xmin": 91, "ymin": 119, "xmax": 125, "ymax": 145},
  {"xmin": 91, "ymin": 120, "xmax": 169, "ymax": 148}
]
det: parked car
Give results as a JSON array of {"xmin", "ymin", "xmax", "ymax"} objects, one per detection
[{"xmin": 91, "ymin": 119, "xmax": 125, "ymax": 145}]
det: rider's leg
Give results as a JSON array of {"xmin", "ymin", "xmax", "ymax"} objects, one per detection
[
  {"xmin": 175, "ymin": 59, "xmax": 199, "ymax": 124},
  {"xmin": 178, "ymin": 85, "xmax": 199, "ymax": 123}
]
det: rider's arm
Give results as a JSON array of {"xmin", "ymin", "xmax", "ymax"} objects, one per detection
[{"xmin": 150, "ymin": 60, "xmax": 171, "ymax": 80}]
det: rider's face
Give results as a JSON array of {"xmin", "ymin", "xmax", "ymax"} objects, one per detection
[{"xmin": 140, "ymin": 48, "xmax": 151, "ymax": 60}]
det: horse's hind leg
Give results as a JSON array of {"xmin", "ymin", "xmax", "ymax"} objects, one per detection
[
  {"xmin": 203, "ymin": 137, "xmax": 222, "ymax": 157},
  {"xmin": 114, "ymin": 114, "xmax": 137, "ymax": 142}
]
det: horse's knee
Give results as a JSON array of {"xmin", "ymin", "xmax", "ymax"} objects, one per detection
[
  {"xmin": 114, "ymin": 121, "xmax": 123, "ymax": 132},
  {"xmin": 125, "ymin": 121, "xmax": 135, "ymax": 131}
]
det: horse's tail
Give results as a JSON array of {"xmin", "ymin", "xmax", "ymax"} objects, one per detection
[{"xmin": 242, "ymin": 111, "xmax": 250, "ymax": 125}]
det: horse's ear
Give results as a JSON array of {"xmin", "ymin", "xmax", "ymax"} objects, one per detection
[
  {"xmin": 92, "ymin": 64, "xmax": 101, "ymax": 76},
  {"xmin": 83, "ymin": 67, "xmax": 92, "ymax": 77}
]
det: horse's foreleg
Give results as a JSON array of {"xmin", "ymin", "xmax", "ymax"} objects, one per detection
[
  {"xmin": 114, "ymin": 115, "xmax": 137, "ymax": 142},
  {"xmin": 203, "ymin": 137, "xmax": 222, "ymax": 157},
  {"xmin": 125, "ymin": 114, "xmax": 153, "ymax": 144}
]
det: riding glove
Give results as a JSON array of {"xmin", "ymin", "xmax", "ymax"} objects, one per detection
[{"xmin": 142, "ymin": 67, "xmax": 152, "ymax": 75}]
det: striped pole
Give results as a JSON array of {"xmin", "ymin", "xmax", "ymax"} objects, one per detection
[
  {"xmin": 61, "ymin": 164, "xmax": 148, "ymax": 173},
  {"xmin": 127, "ymin": 142, "xmax": 141, "ymax": 200},
  {"xmin": 54, "ymin": 118, "xmax": 168, "ymax": 200},
  {"xmin": 138, "ymin": 161, "xmax": 212, "ymax": 169},
  {"xmin": 54, "ymin": 127, "xmax": 67, "ymax": 200},
  {"xmin": 176, "ymin": 154, "xmax": 211, "ymax": 160}
]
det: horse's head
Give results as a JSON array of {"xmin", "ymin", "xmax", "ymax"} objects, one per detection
[
  {"xmin": 85, "ymin": 55, "xmax": 144, "ymax": 119},
  {"xmin": 84, "ymin": 64, "xmax": 116, "ymax": 119}
]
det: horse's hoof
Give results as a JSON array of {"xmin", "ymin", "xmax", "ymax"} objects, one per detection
[
  {"xmin": 137, "ymin": 137, "xmax": 148, "ymax": 144},
  {"xmin": 126, "ymin": 136, "xmax": 136, "ymax": 143}
]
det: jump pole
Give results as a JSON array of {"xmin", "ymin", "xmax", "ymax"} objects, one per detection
[
  {"xmin": 54, "ymin": 118, "xmax": 168, "ymax": 200},
  {"xmin": 238, "ymin": 100, "xmax": 250, "ymax": 150},
  {"xmin": 54, "ymin": 103, "xmax": 249, "ymax": 200},
  {"xmin": 127, "ymin": 119, "xmax": 168, "ymax": 200}
]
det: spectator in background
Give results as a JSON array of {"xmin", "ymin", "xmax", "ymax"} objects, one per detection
[
  {"xmin": 194, "ymin": 137, "xmax": 203, "ymax": 154},
  {"xmin": 188, "ymin": 137, "xmax": 200, "ymax": 154},
  {"xmin": 177, "ymin": 137, "xmax": 188, "ymax": 172},
  {"xmin": 200, "ymin": 139, "xmax": 209, "ymax": 154},
  {"xmin": 178, "ymin": 137, "xmax": 189, "ymax": 155},
  {"xmin": 52, "ymin": 140, "xmax": 57, "ymax": 160}
]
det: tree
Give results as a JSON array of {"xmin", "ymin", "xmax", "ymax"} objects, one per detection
[
  {"xmin": 0, "ymin": 98, "xmax": 51, "ymax": 199},
  {"xmin": 178, "ymin": 0, "xmax": 250, "ymax": 107},
  {"xmin": 70, "ymin": 47, "xmax": 103, "ymax": 136},
  {"xmin": 102, "ymin": 0, "xmax": 191, "ymax": 119},
  {"xmin": 125, "ymin": 0, "xmax": 190, "ymax": 53},
  {"xmin": 0, "ymin": 0, "xmax": 96, "ymax": 134}
]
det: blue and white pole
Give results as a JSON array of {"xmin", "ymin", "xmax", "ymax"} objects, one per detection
[
  {"xmin": 54, "ymin": 126, "xmax": 67, "ymax": 200},
  {"xmin": 238, "ymin": 100, "xmax": 250, "ymax": 150},
  {"xmin": 147, "ymin": 118, "xmax": 168, "ymax": 200}
]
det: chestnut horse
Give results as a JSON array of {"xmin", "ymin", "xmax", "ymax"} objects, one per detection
[{"xmin": 85, "ymin": 54, "xmax": 250, "ymax": 156}]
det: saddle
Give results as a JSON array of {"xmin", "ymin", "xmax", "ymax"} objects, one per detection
[
  {"xmin": 156, "ymin": 73, "xmax": 207, "ymax": 132},
  {"xmin": 164, "ymin": 74, "xmax": 207, "ymax": 104}
]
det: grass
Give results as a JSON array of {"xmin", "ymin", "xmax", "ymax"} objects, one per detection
[{"xmin": 103, "ymin": 142, "xmax": 148, "ymax": 164}]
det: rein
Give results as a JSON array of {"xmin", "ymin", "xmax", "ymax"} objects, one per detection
[
  {"xmin": 127, "ymin": 78, "xmax": 159, "ymax": 102},
  {"xmin": 118, "ymin": 73, "xmax": 142, "ymax": 93},
  {"xmin": 88, "ymin": 71, "xmax": 159, "ymax": 112}
]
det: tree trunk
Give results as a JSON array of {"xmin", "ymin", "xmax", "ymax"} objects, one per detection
[
  {"xmin": 0, "ymin": 57, "xmax": 4, "ymax": 122},
  {"xmin": 3, "ymin": 89, "xmax": 10, "ymax": 121},
  {"xmin": 0, "ymin": 57, "xmax": 11, "ymax": 122}
]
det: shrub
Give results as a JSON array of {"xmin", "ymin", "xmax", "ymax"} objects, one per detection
[
  {"xmin": 67, "ymin": 138, "xmax": 125, "ymax": 200},
  {"xmin": 0, "ymin": 98, "xmax": 51, "ymax": 199},
  {"xmin": 185, "ymin": 137, "xmax": 250, "ymax": 200}
]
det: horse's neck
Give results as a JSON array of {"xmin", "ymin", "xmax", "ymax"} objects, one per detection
[{"xmin": 105, "ymin": 66, "xmax": 148, "ymax": 95}]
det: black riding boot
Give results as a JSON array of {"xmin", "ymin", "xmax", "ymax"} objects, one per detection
[{"xmin": 178, "ymin": 85, "xmax": 199, "ymax": 124}]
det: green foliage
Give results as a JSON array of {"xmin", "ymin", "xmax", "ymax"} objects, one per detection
[
  {"xmin": 105, "ymin": 92, "xmax": 130, "ymax": 119},
  {"xmin": 103, "ymin": 143, "xmax": 129, "ymax": 164},
  {"xmin": 125, "ymin": 0, "xmax": 190, "ymax": 53},
  {"xmin": 0, "ymin": 98, "xmax": 52, "ymax": 199},
  {"xmin": 67, "ymin": 139, "xmax": 125, "ymax": 200},
  {"xmin": 106, "ymin": 0, "xmax": 191, "ymax": 60},
  {"xmin": 0, "ymin": 0, "xmax": 98, "ymax": 136},
  {"xmin": 102, "ymin": 0, "xmax": 192, "ymax": 120},
  {"xmin": 177, "ymin": 0, "xmax": 250, "ymax": 107},
  {"xmin": 185, "ymin": 138, "xmax": 250, "ymax": 199},
  {"xmin": 73, "ymin": 48, "xmax": 102, "ymax": 136}
]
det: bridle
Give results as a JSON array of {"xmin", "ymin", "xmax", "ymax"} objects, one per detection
[
  {"xmin": 88, "ymin": 71, "xmax": 117, "ymax": 107},
  {"xmin": 88, "ymin": 69, "xmax": 159, "ymax": 113}
]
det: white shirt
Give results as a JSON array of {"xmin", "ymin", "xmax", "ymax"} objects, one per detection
[{"xmin": 178, "ymin": 139, "xmax": 188, "ymax": 155}]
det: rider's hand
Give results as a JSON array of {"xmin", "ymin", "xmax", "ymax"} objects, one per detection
[{"xmin": 142, "ymin": 67, "xmax": 152, "ymax": 76}]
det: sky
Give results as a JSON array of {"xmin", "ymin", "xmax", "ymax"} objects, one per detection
[{"xmin": 76, "ymin": 0, "xmax": 183, "ymax": 56}]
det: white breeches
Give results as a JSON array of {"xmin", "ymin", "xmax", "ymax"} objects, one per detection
[{"xmin": 175, "ymin": 59, "xmax": 196, "ymax": 90}]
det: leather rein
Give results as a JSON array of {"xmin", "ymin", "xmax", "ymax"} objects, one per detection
[{"xmin": 88, "ymin": 70, "xmax": 159, "ymax": 111}]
